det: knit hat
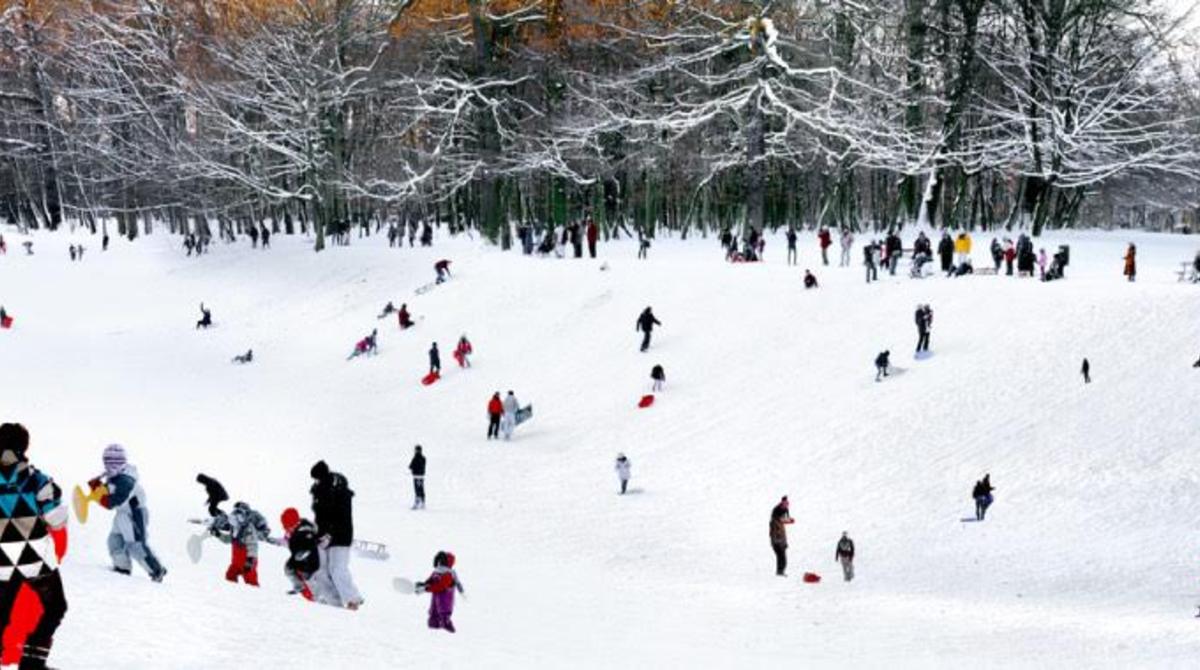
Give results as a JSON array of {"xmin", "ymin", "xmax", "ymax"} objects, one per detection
[
  {"xmin": 281, "ymin": 507, "xmax": 300, "ymax": 532},
  {"xmin": 310, "ymin": 460, "xmax": 330, "ymax": 481},
  {"xmin": 102, "ymin": 444, "xmax": 127, "ymax": 475}
]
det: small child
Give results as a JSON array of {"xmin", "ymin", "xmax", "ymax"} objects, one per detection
[
  {"xmin": 615, "ymin": 453, "xmax": 631, "ymax": 494},
  {"xmin": 211, "ymin": 501, "xmax": 271, "ymax": 586},
  {"xmin": 417, "ymin": 551, "xmax": 464, "ymax": 633},
  {"xmin": 276, "ymin": 508, "xmax": 319, "ymax": 600},
  {"xmin": 803, "ymin": 270, "xmax": 818, "ymax": 289},
  {"xmin": 874, "ymin": 350, "xmax": 890, "ymax": 382},
  {"xmin": 650, "ymin": 365, "xmax": 665, "ymax": 392},
  {"xmin": 453, "ymin": 335, "xmax": 473, "ymax": 368}
]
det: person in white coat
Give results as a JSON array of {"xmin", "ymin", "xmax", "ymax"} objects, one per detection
[
  {"xmin": 89, "ymin": 444, "xmax": 167, "ymax": 581},
  {"xmin": 501, "ymin": 390, "xmax": 519, "ymax": 440},
  {"xmin": 615, "ymin": 454, "xmax": 631, "ymax": 494}
]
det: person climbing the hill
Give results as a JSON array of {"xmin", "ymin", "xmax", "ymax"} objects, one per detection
[
  {"xmin": 486, "ymin": 392, "xmax": 503, "ymax": 440},
  {"xmin": 651, "ymin": 364, "xmax": 665, "ymax": 392},
  {"xmin": 1123, "ymin": 243, "xmax": 1136, "ymax": 282},
  {"xmin": 0, "ymin": 423, "xmax": 69, "ymax": 670},
  {"xmin": 839, "ymin": 227, "xmax": 854, "ymax": 267},
  {"xmin": 232, "ymin": 349, "xmax": 253, "ymax": 364},
  {"xmin": 377, "ymin": 301, "xmax": 396, "ymax": 319},
  {"xmin": 90, "ymin": 444, "xmax": 167, "ymax": 581},
  {"xmin": 769, "ymin": 496, "xmax": 794, "ymax": 577},
  {"xmin": 863, "ymin": 240, "xmax": 879, "ymax": 283},
  {"xmin": 453, "ymin": 335, "xmax": 473, "ymax": 368},
  {"xmin": 211, "ymin": 501, "xmax": 270, "ymax": 587},
  {"xmin": 803, "ymin": 269, "xmax": 818, "ymax": 289},
  {"xmin": 501, "ymin": 390, "xmax": 520, "ymax": 440},
  {"xmin": 347, "ymin": 329, "xmax": 378, "ymax": 360},
  {"xmin": 874, "ymin": 350, "xmax": 891, "ymax": 381},
  {"xmin": 586, "ymin": 218, "xmax": 599, "ymax": 258},
  {"xmin": 615, "ymin": 453, "xmax": 632, "ymax": 495},
  {"xmin": 195, "ymin": 473, "xmax": 229, "ymax": 518},
  {"xmin": 972, "ymin": 474, "xmax": 994, "ymax": 521},
  {"xmin": 636, "ymin": 307, "xmax": 661, "ymax": 352},
  {"xmin": 309, "ymin": 460, "xmax": 363, "ymax": 609},
  {"xmin": 277, "ymin": 508, "xmax": 320, "ymax": 600},
  {"xmin": 834, "ymin": 531, "xmax": 855, "ymax": 582},
  {"xmin": 915, "ymin": 304, "xmax": 932, "ymax": 354},
  {"xmin": 937, "ymin": 233, "xmax": 954, "ymax": 273},
  {"xmin": 417, "ymin": 551, "xmax": 464, "ymax": 633},
  {"xmin": 428, "ymin": 342, "xmax": 441, "ymax": 375},
  {"xmin": 434, "ymin": 259, "xmax": 452, "ymax": 284},
  {"xmin": 397, "ymin": 303, "xmax": 414, "ymax": 329},
  {"xmin": 409, "ymin": 445, "xmax": 426, "ymax": 510},
  {"xmin": 196, "ymin": 302, "xmax": 212, "ymax": 329},
  {"xmin": 1081, "ymin": 358, "xmax": 1091, "ymax": 384}
]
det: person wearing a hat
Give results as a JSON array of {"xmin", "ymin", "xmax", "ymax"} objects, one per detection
[
  {"xmin": 277, "ymin": 508, "xmax": 320, "ymax": 601},
  {"xmin": 308, "ymin": 461, "xmax": 363, "ymax": 609},
  {"xmin": 614, "ymin": 454, "xmax": 632, "ymax": 494},
  {"xmin": 769, "ymin": 496, "xmax": 794, "ymax": 577},
  {"xmin": 0, "ymin": 423, "xmax": 69, "ymax": 669},
  {"xmin": 416, "ymin": 551, "xmax": 464, "ymax": 633},
  {"xmin": 90, "ymin": 444, "xmax": 166, "ymax": 582}
]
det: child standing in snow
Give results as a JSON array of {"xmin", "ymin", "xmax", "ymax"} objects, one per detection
[
  {"xmin": 276, "ymin": 508, "xmax": 320, "ymax": 600},
  {"xmin": 453, "ymin": 335, "xmax": 473, "ymax": 368},
  {"xmin": 90, "ymin": 444, "xmax": 167, "ymax": 581},
  {"xmin": 487, "ymin": 392, "xmax": 503, "ymax": 440},
  {"xmin": 769, "ymin": 496, "xmax": 794, "ymax": 577},
  {"xmin": 615, "ymin": 454, "xmax": 631, "ymax": 494},
  {"xmin": 417, "ymin": 551, "xmax": 464, "ymax": 633},
  {"xmin": 874, "ymin": 351, "xmax": 891, "ymax": 381},
  {"xmin": 211, "ymin": 501, "xmax": 271, "ymax": 586},
  {"xmin": 834, "ymin": 532, "xmax": 855, "ymax": 582},
  {"xmin": 650, "ymin": 365, "xmax": 665, "ymax": 392}
]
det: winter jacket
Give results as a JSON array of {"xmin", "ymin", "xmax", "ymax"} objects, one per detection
[
  {"xmin": 102, "ymin": 465, "xmax": 152, "ymax": 545},
  {"xmin": 615, "ymin": 457, "xmax": 631, "ymax": 481},
  {"xmin": 429, "ymin": 345, "xmax": 441, "ymax": 368},
  {"xmin": 875, "ymin": 352, "xmax": 890, "ymax": 369},
  {"xmin": 311, "ymin": 471, "xmax": 354, "ymax": 547},
  {"xmin": 651, "ymin": 365, "xmax": 665, "ymax": 381},
  {"xmin": 913, "ymin": 235, "xmax": 931, "ymax": 257},
  {"xmin": 954, "ymin": 235, "xmax": 971, "ymax": 255},
  {"xmin": 422, "ymin": 566, "xmax": 463, "ymax": 615},
  {"xmin": 886, "ymin": 235, "xmax": 902, "ymax": 256},
  {"xmin": 503, "ymin": 394, "xmax": 519, "ymax": 416},
  {"xmin": 636, "ymin": 310, "xmax": 661, "ymax": 333},
  {"xmin": 938, "ymin": 236, "xmax": 954, "ymax": 258},
  {"xmin": 915, "ymin": 308, "xmax": 927, "ymax": 332},
  {"xmin": 487, "ymin": 396, "xmax": 503, "ymax": 416},
  {"xmin": 1123, "ymin": 248, "xmax": 1136, "ymax": 276},
  {"xmin": 409, "ymin": 453, "xmax": 426, "ymax": 477},
  {"xmin": 769, "ymin": 505, "xmax": 792, "ymax": 547},
  {"xmin": 863, "ymin": 244, "xmax": 877, "ymax": 265},
  {"xmin": 818, "ymin": 230, "xmax": 831, "ymax": 249},
  {"xmin": 0, "ymin": 461, "xmax": 67, "ymax": 581},
  {"xmin": 586, "ymin": 222, "xmax": 598, "ymax": 243},
  {"xmin": 835, "ymin": 537, "xmax": 855, "ymax": 561},
  {"xmin": 971, "ymin": 477, "xmax": 994, "ymax": 500},
  {"xmin": 286, "ymin": 519, "xmax": 321, "ymax": 576},
  {"xmin": 216, "ymin": 503, "xmax": 271, "ymax": 559}
]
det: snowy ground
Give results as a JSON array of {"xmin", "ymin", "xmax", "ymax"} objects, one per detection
[{"xmin": 1, "ymin": 227, "xmax": 1199, "ymax": 669}]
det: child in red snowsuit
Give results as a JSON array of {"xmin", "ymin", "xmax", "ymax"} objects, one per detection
[
  {"xmin": 453, "ymin": 335, "xmax": 473, "ymax": 368},
  {"xmin": 418, "ymin": 551, "xmax": 463, "ymax": 633}
]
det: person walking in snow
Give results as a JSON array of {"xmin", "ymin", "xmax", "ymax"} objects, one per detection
[
  {"xmin": 428, "ymin": 342, "xmax": 441, "ymax": 375},
  {"xmin": 915, "ymin": 304, "xmax": 932, "ymax": 354},
  {"xmin": 650, "ymin": 364, "xmax": 665, "ymax": 392},
  {"xmin": 453, "ymin": 335, "xmax": 473, "ymax": 368},
  {"xmin": 434, "ymin": 259, "xmax": 452, "ymax": 284},
  {"xmin": 803, "ymin": 269, "xmax": 818, "ymax": 289},
  {"xmin": 1003, "ymin": 239, "xmax": 1016, "ymax": 276},
  {"xmin": 1123, "ymin": 243, "xmax": 1136, "ymax": 282},
  {"xmin": 839, "ymin": 228, "xmax": 854, "ymax": 267},
  {"xmin": 1037, "ymin": 248, "xmax": 1048, "ymax": 280},
  {"xmin": 636, "ymin": 307, "xmax": 661, "ymax": 352},
  {"xmin": 874, "ymin": 350, "xmax": 891, "ymax": 381},
  {"xmin": 786, "ymin": 227, "xmax": 798, "ymax": 266},
  {"xmin": 615, "ymin": 453, "xmax": 632, "ymax": 494},
  {"xmin": 309, "ymin": 461, "xmax": 363, "ymax": 609},
  {"xmin": 586, "ymin": 218, "xmax": 599, "ymax": 258},
  {"xmin": 90, "ymin": 444, "xmax": 167, "ymax": 581},
  {"xmin": 863, "ymin": 241, "xmax": 879, "ymax": 283},
  {"xmin": 409, "ymin": 445, "xmax": 426, "ymax": 510},
  {"xmin": 0, "ymin": 423, "xmax": 69, "ymax": 670},
  {"xmin": 769, "ymin": 496, "xmax": 794, "ymax": 577},
  {"xmin": 818, "ymin": 227, "xmax": 832, "ymax": 266},
  {"xmin": 486, "ymin": 392, "xmax": 503, "ymax": 440},
  {"xmin": 211, "ymin": 501, "xmax": 270, "ymax": 586},
  {"xmin": 501, "ymin": 390, "xmax": 520, "ymax": 440},
  {"xmin": 885, "ymin": 231, "xmax": 903, "ymax": 275},
  {"xmin": 195, "ymin": 473, "xmax": 229, "ymax": 518},
  {"xmin": 277, "ymin": 508, "xmax": 320, "ymax": 600},
  {"xmin": 972, "ymin": 474, "xmax": 994, "ymax": 521},
  {"xmin": 417, "ymin": 551, "xmax": 464, "ymax": 633},
  {"xmin": 1081, "ymin": 358, "xmax": 1091, "ymax": 384},
  {"xmin": 937, "ymin": 233, "xmax": 954, "ymax": 273},
  {"xmin": 834, "ymin": 531, "xmax": 855, "ymax": 582},
  {"xmin": 637, "ymin": 228, "xmax": 650, "ymax": 259},
  {"xmin": 397, "ymin": 303, "xmax": 414, "ymax": 330},
  {"xmin": 196, "ymin": 302, "xmax": 212, "ymax": 329}
]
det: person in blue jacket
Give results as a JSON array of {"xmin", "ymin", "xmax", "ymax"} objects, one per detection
[{"xmin": 88, "ymin": 444, "xmax": 166, "ymax": 581}]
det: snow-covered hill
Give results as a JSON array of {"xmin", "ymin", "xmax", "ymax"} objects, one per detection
[{"xmin": 1, "ymin": 229, "xmax": 1198, "ymax": 668}]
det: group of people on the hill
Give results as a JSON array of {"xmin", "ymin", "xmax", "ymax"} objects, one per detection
[{"xmin": 521, "ymin": 218, "xmax": 601, "ymax": 258}]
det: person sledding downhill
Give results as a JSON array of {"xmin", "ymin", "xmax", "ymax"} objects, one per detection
[
  {"xmin": 347, "ymin": 329, "xmax": 378, "ymax": 360},
  {"xmin": 274, "ymin": 508, "xmax": 320, "ymax": 601},
  {"xmin": 90, "ymin": 445, "xmax": 167, "ymax": 582},
  {"xmin": 397, "ymin": 303, "xmax": 414, "ymax": 330},
  {"xmin": 0, "ymin": 423, "xmax": 69, "ymax": 670},
  {"xmin": 453, "ymin": 335, "xmax": 473, "ymax": 368},
  {"xmin": 416, "ymin": 551, "xmax": 464, "ymax": 633},
  {"xmin": 434, "ymin": 259, "xmax": 452, "ymax": 284},
  {"xmin": 196, "ymin": 302, "xmax": 213, "ymax": 329},
  {"xmin": 210, "ymin": 501, "xmax": 271, "ymax": 586}
]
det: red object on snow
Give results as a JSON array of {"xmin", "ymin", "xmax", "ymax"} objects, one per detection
[
  {"xmin": 802, "ymin": 572, "xmax": 821, "ymax": 583},
  {"xmin": 2, "ymin": 528, "xmax": 66, "ymax": 664},
  {"xmin": 421, "ymin": 372, "xmax": 440, "ymax": 386},
  {"xmin": 1, "ymin": 316, "xmax": 12, "ymax": 329},
  {"xmin": 638, "ymin": 395, "xmax": 655, "ymax": 408}
]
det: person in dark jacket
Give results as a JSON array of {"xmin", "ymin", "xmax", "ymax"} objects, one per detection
[
  {"xmin": 397, "ymin": 303, "xmax": 414, "ymax": 329},
  {"xmin": 409, "ymin": 445, "xmax": 426, "ymax": 510},
  {"xmin": 429, "ymin": 342, "xmax": 441, "ymax": 375},
  {"xmin": 834, "ymin": 531, "xmax": 855, "ymax": 582},
  {"xmin": 874, "ymin": 350, "xmax": 890, "ymax": 381},
  {"xmin": 937, "ymin": 233, "xmax": 954, "ymax": 273},
  {"xmin": 803, "ymin": 270, "xmax": 818, "ymax": 289},
  {"xmin": 650, "ymin": 364, "xmax": 665, "ymax": 392},
  {"xmin": 786, "ymin": 228, "xmax": 798, "ymax": 266},
  {"xmin": 990, "ymin": 238, "xmax": 1003, "ymax": 272},
  {"xmin": 278, "ymin": 507, "xmax": 320, "ymax": 600},
  {"xmin": 769, "ymin": 496, "xmax": 794, "ymax": 576},
  {"xmin": 1081, "ymin": 358, "xmax": 1090, "ymax": 384},
  {"xmin": 309, "ymin": 461, "xmax": 362, "ymax": 609},
  {"xmin": 885, "ymin": 232, "xmax": 903, "ymax": 275},
  {"xmin": 972, "ymin": 474, "xmax": 994, "ymax": 521},
  {"xmin": 636, "ymin": 307, "xmax": 661, "ymax": 352},
  {"xmin": 434, "ymin": 259, "xmax": 452, "ymax": 284},
  {"xmin": 196, "ymin": 473, "xmax": 229, "ymax": 518},
  {"xmin": 915, "ymin": 304, "xmax": 932, "ymax": 353},
  {"xmin": 196, "ymin": 302, "xmax": 212, "ymax": 329},
  {"xmin": 863, "ymin": 241, "xmax": 879, "ymax": 283}
]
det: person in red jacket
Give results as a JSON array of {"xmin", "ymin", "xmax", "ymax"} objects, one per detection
[
  {"xmin": 817, "ymin": 227, "xmax": 832, "ymax": 266},
  {"xmin": 397, "ymin": 303, "xmax": 414, "ymax": 329},
  {"xmin": 1003, "ymin": 239, "xmax": 1017, "ymax": 276},
  {"xmin": 417, "ymin": 551, "xmax": 463, "ymax": 633},
  {"xmin": 453, "ymin": 335, "xmax": 473, "ymax": 368},
  {"xmin": 585, "ymin": 219, "xmax": 599, "ymax": 258},
  {"xmin": 486, "ymin": 393, "xmax": 503, "ymax": 440}
]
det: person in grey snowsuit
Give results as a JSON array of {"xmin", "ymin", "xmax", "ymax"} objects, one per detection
[
  {"xmin": 211, "ymin": 501, "xmax": 271, "ymax": 586},
  {"xmin": 501, "ymin": 390, "xmax": 520, "ymax": 440},
  {"xmin": 615, "ymin": 453, "xmax": 631, "ymax": 494},
  {"xmin": 834, "ymin": 532, "xmax": 855, "ymax": 581},
  {"xmin": 91, "ymin": 444, "xmax": 166, "ymax": 581}
]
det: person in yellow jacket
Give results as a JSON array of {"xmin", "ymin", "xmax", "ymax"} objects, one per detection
[{"xmin": 954, "ymin": 233, "xmax": 972, "ymax": 266}]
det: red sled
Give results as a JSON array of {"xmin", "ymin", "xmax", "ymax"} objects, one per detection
[
  {"xmin": 802, "ymin": 572, "xmax": 821, "ymax": 583},
  {"xmin": 0, "ymin": 316, "xmax": 12, "ymax": 329},
  {"xmin": 638, "ymin": 394, "xmax": 655, "ymax": 408},
  {"xmin": 421, "ymin": 372, "xmax": 440, "ymax": 386}
]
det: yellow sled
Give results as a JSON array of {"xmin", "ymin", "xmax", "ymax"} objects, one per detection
[{"xmin": 72, "ymin": 484, "xmax": 106, "ymax": 524}]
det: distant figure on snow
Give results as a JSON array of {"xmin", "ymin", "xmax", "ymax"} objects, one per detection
[
  {"xmin": 636, "ymin": 307, "xmax": 661, "ymax": 352},
  {"xmin": 409, "ymin": 445, "xmax": 426, "ymax": 510},
  {"xmin": 377, "ymin": 301, "xmax": 396, "ymax": 319},
  {"xmin": 196, "ymin": 303, "xmax": 213, "ymax": 329},
  {"xmin": 428, "ymin": 342, "xmax": 441, "ymax": 375},
  {"xmin": 972, "ymin": 474, "xmax": 994, "ymax": 521},
  {"xmin": 1193, "ymin": 355, "xmax": 1200, "ymax": 368},
  {"xmin": 347, "ymin": 329, "xmax": 378, "ymax": 360},
  {"xmin": 937, "ymin": 233, "xmax": 954, "ymax": 273},
  {"xmin": 803, "ymin": 269, "xmax": 818, "ymax": 289},
  {"xmin": 786, "ymin": 228, "xmax": 798, "ymax": 266},
  {"xmin": 769, "ymin": 496, "xmax": 794, "ymax": 577},
  {"xmin": 818, "ymin": 227, "xmax": 832, "ymax": 266},
  {"xmin": 0, "ymin": 305, "xmax": 10, "ymax": 329},
  {"xmin": 863, "ymin": 241, "xmax": 879, "ymax": 283},
  {"xmin": 1081, "ymin": 358, "xmax": 1090, "ymax": 383},
  {"xmin": 195, "ymin": 473, "xmax": 229, "ymax": 517},
  {"xmin": 397, "ymin": 303, "xmax": 414, "ymax": 329},
  {"xmin": 915, "ymin": 304, "xmax": 932, "ymax": 354},
  {"xmin": 835, "ymin": 531, "xmax": 855, "ymax": 582},
  {"xmin": 434, "ymin": 259, "xmax": 452, "ymax": 284},
  {"xmin": 1123, "ymin": 243, "xmax": 1136, "ymax": 282},
  {"xmin": 615, "ymin": 453, "xmax": 631, "ymax": 494},
  {"xmin": 453, "ymin": 335, "xmax": 473, "ymax": 368},
  {"xmin": 651, "ymin": 364, "xmax": 665, "ymax": 392},
  {"xmin": 232, "ymin": 349, "xmax": 253, "ymax": 364},
  {"xmin": 486, "ymin": 392, "xmax": 503, "ymax": 440},
  {"xmin": 637, "ymin": 228, "xmax": 651, "ymax": 259},
  {"xmin": 417, "ymin": 551, "xmax": 463, "ymax": 633},
  {"xmin": 874, "ymin": 350, "xmax": 891, "ymax": 382},
  {"xmin": 501, "ymin": 390, "xmax": 519, "ymax": 440}
]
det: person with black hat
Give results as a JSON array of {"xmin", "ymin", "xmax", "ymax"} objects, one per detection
[
  {"xmin": 409, "ymin": 446, "xmax": 426, "ymax": 510},
  {"xmin": 308, "ymin": 461, "xmax": 363, "ymax": 609}
]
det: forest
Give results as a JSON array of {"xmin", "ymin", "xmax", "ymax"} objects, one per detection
[{"xmin": 1, "ymin": 0, "xmax": 1198, "ymax": 249}]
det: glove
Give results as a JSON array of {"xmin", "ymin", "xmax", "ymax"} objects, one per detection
[
  {"xmin": 88, "ymin": 477, "xmax": 102, "ymax": 490},
  {"xmin": 209, "ymin": 525, "xmax": 222, "ymax": 537},
  {"xmin": 414, "ymin": 581, "xmax": 426, "ymax": 593},
  {"xmin": 318, "ymin": 535, "xmax": 331, "ymax": 549}
]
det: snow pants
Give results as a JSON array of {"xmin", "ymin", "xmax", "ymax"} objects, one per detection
[
  {"xmin": 412, "ymin": 476, "xmax": 425, "ymax": 507},
  {"xmin": 640, "ymin": 329, "xmax": 652, "ymax": 352},
  {"xmin": 0, "ymin": 572, "xmax": 66, "ymax": 669},
  {"xmin": 772, "ymin": 543, "xmax": 787, "ymax": 576},
  {"xmin": 108, "ymin": 510, "xmax": 164, "ymax": 578},
  {"xmin": 313, "ymin": 546, "xmax": 362, "ymax": 607},
  {"xmin": 619, "ymin": 477, "xmax": 629, "ymax": 495},
  {"xmin": 840, "ymin": 247, "xmax": 851, "ymax": 267},
  {"xmin": 839, "ymin": 557, "xmax": 854, "ymax": 582},
  {"xmin": 487, "ymin": 413, "xmax": 501, "ymax": 439},
  {"xmin": 225, "ymin": 542, "xmax": 259, "ymax": 586},
  {"xmin": 501, "ymin": 412, "xmax": 515, "ymax": 440},
  {"xmin": 820, "ymin": 246, "xmax": 829, "ymax": 266},
  {"xmin": 865, "ymin": 263, "xmax": 877, "ymax": 283},
  {"xmin": 974, "ymin": 494, "xmax": 993, "ymax": 521},
  {"xmin": 788, "ymin": 247, "xmax": 798, "ymax": 266}
]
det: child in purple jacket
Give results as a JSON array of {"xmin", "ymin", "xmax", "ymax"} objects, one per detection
[{"xmin": 418, "ymin": 551, "xmax": 464, "ymax": 633}]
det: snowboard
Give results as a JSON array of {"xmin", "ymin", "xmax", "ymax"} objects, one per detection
[
  {"xmin": 421, "ymin": 371, "xmax": 440, "ymax": 386},
  {"xmin": 514, "ymin": 405, "xmax": 533, "ymax": 425},
  {"xmin": 0, "ymin": 316, "xmax": 12, "ymax": 329},
  {"xmin": 638, "ymin": 394, "xmax": 655, "ymax": 408},
  {"xmin": 392, "ymin": 577, "xmax": 419, "ymax": 594}
]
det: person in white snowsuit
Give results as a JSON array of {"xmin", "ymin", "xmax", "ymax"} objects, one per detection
[
  {"xmin": 839, "ymin": 228, "xmax": 854, "ymax": 267},
  {"xmin": 90, "ymin": 444, "xmax": 166, "ymax": 581},
  {"xmin": 501, "ymin": 390, "xmax": 519, "ymax": 440},
  {"xmin": 615, "ymin": 454, "xmax": 631, "ymax": 494}
]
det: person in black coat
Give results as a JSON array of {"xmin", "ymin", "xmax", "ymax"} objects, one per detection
[
  {"xmin": 429, "ymin": 342, "xmax": 441, "ymax": 375},
  {"xmin": 937, "ymin": 233, "xmax": 954, "ymax": 273},
  {"xmin": 1081, "ymin": 358, "xmax": 1090, "ymax": 383},
  {"xmin": 972, "ymin": 474, "xmax": 994, "ymax": 521},
  {"xmin": 885, "ymin": 232, "xmax": 903, "ymax": 275},
  {"xmin": 409, "ymin": 445, "xmax": 426, "ymax": 510},
  {"xmin": 196, "ymin": 473, "xmax": 229, "ymax": 517},
  {"xmin": 874, "ymin": 350, "xmax": 890, "ymax": 381},
  {"xmin": 309, "ymin": 460, "xmax": 362, "ymax": 608},
  {"xmin": 636, "ymin": 307, "xmax": 661, "ymax": 352},
  {"xmin": 196, "ymin": 302, "xmax": 212, "ymax": 329},
  {"xmin": 280, "ymin": 509, "xmax": 320, "ymax": 598}
]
